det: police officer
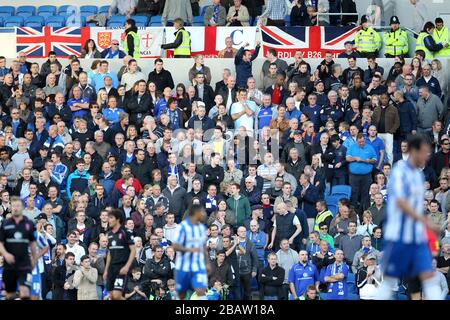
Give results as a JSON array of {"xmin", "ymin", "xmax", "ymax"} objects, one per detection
[
  {"xmin": 122, "ymin": 19, "xmax": 140, "ymax": 58},
  {"xmin": 354, "ymin": 15, "xmax": 381, "ymax": 58},
  {"xmin": 433, "ymin": 18, "xmax": 450, "ymax": 58},
  {"xmin": 416, "ymin": 22, "xmax": 447, "ymax": 61},
  {"xmin": 161, "ymin": 18, "xmax": 191, "ymax": 58},
  {"xmin": 383, "ymin": 16, "xmax": 409, "ymax": 58},
  {"xmin": 0, "ymin": 196, "xmax": 37, "ymax": 300}
]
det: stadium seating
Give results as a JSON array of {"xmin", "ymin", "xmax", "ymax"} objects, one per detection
[
  {"xmin": 327, "ymin": 203, "xmax": 338, "ymax": 216},
  {"xmin": 99, "ymin": 5, "xmax": 112, "ymax": 15},
  {"xmin": 65, "ymin": 15, "xmax": 86, "ymax": 27},
  {"xmin": 37, "ymin": 5, "xmax": 57, "ymax": 16},
  {"xmin": 330, "ymin": 185, "xmax": 352, "ymax": 200},
  {"xmin": 38, "ymin": 11, "xmax": 55, "ymax": 19},
  {"xmin": 16, "ymin": 6, "xmax": 36, "ymax": 18},
  {"xmin": 80, "ymin": 5, "xmax": 97, "ymax": 15},
  {"xmin": 45, "ymin": 15, "xmax": 65, "ymax": 28},
  {"xmin": 58, "ymin": 5, "xmax": 72, "ymax": 14},
  {"xmin": 4, "ymin": 16, "xmax": 24, "ymax": 27},
  {"xmin": 24, "ymin": 15, "xmax": 45, "ymax": 27},
  {"xmin": 133, "ymin": 15, "xmax": 149, "ymax": 27},
  {"xmin": 0, "ymin": 6, "xmax": 15, "ymax": 16},
  {"xmin": 107, "ymin": 15, "xmax": 126, "ymax": 27},
  {"xmin": 192, "ymin": 16, "xmax": 203, "ymax": 26},
  {"xmin": 149, "ymin": 15, "xmax": 162, "ymax": 26}
]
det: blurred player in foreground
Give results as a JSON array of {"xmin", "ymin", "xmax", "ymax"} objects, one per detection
[{"xmin": 377, "ymin": 135, "xmax": 442, "ymax": 300}]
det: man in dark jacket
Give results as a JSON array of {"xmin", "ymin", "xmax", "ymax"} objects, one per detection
[
  {"xmin": 86, "ymin": 185, "xmax": 108, "ymax": 222},
  {"xmin": 0, "ymin": 73, "xmax": 14, "ymax": 107},
  {"xmin": 147, "ymin": 59, "xmax": 175, "ymax": 92},
  {"xmin": 187, "ymin": 103, "xmax": 215, "ymax": 132},
  {"xmin": 259, "ymin": 252, "xmax": 285, "ymax": 300},
  {"xmin": 210, "ymin": 250, "xmax": 234, "ymax": 288},
  {"xmin": 162, "ymin": 175, "xmax": 187, "ymax": 222},
  {"xmin": 234, "ymin": 42, "xmax": 261, "ymax": 88},
  {"xmin": 295, "ymin": 173, "xmax": 321, "ymax": 219},
  {"xmin": 39, "ymin": 51, "xmax": 62, "ymax": 78},
  {"xmin": 393, "ymin": 90, "xmax": 417, "ymax": 149},
  {"xmin": 235, "ymin": 226, "xmax": 258, "ymax": 300},
  {"xmin": 432, "ymin": 137, "xmax": 450, "ymax": 177},
  {"xmin": 143, "ymin": 246, "xmax": 172, "ymax": 287},
  {"xmin": 194, "ymin": 72, "xmax": 215, "ymax": 111},
  {"xmin": 124, "ymin": 80, "xmax": 150, "ymax": 130},
  {"xmin": 130, "ymin": 148, "xmax": 152, "ymax": 186},
  {"xmin": 201, "ymin": 153, "xmax": 224, "ymax": 191}
]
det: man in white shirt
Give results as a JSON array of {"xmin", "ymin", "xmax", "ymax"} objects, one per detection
[{"xmin": 230, "ymin": 87, "xmax": 257, "ymax": 134}]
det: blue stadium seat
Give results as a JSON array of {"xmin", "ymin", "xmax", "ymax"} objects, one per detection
[
  {"xmin": 324, "ymin": 194, "xmax": 341, "ymax": 207},
  {"xmin": 99, "ymin": 5, "xmax": 112, "ymax": 15},
  {"xmin": 331, "ymin": 185, "xmax": 352, "ymax": 200},
  {"xmin": 39, "ymin": 11, "xmax": 55, "ymax": 19},
  {"xmin": 0, "ymin": 17, "xmax": 3, "ymax": 27},
  {"xmin": 133, "ymin": 15, "xmax": 148, "ymax": 27},
  {"xmin": 24, "ymin": 15, "xmax": 45, "ymax": 27},
  {"xmin": 4, "ymin": 16, "xmax": 24, "ymax": 27},
  {"xmin": 86, "ymin": 22, "xmax": 98, "ymax": 27},
  {"xmin": 38, "ymin": 5, "xmax": 57, "ymax": 15},
  {"xmin": 58, "ymin": 5, "xmax": 77, "ymax": 16},
  {"xmin": 107, "ymin": 15, "xmax": 126, "ymax": 27},
  {"xmin": 327, "ymin": 203, "xmax": 338, "ymax": 216},
  {"xmin": 0, "ymin": 6, "xmax": 15, "ymax": 16},
  {"xmin": 80, "ymin": 5, "xmax": 98, "ymax": 15},
  {"xmin": 65, "ymin": 15, "xmax": 86, "ymax": 27},
  {"xmin": 46, "ymin": 15, "xmax": 65, "ymax": 27},
  {"xmin": 284, "ymin": 15, "xmax": 290, "ymax": 27},
  {"xmin": 150, "ymin": 15, "xmax": 161, "ymax": 26},
  {"xmin": 17, "ymin": 6, "xmax": 36, "ymax": 18},
  {"xmin": 192, "ymin": 15, "xmax": 203, "ymax": 26}
]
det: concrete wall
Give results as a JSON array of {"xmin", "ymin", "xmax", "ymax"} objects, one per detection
[{"xmin": 6, "ymin": 58, "xmax": 450, "ymax": 93}]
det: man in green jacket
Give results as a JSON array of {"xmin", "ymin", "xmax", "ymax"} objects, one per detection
[{"xmin": 226, "ymin": 183, "xmax": 251, "ymax": 227}]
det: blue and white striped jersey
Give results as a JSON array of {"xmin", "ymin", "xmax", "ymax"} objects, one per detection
[
  {"xmin": 32, "ymin": 231, "xmax": 49, "ymax": 275},
  {"xmin": 174, "ymin": 219, "xmax": 207, "ymax": 273},
  {"xmin": 385, "ymin": 160, "xmax": 427, "ymax": 245}
]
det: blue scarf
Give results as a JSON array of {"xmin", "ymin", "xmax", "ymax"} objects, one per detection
[
  {"xmin": 105, "ymin": 48, "xmax": 120, "ymax": 59},
  {"xmin": 213, "ymin": 5, "xmax": 220, "ymax": 22}
]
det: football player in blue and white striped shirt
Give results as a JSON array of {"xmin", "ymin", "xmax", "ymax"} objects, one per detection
[
  {"xmin": 172, "ymin": 204, "xmax": 209, "ymax": 300},
  {"xmin": 376, "ymin": 135, "xmax": 442, "ymax": 300}
]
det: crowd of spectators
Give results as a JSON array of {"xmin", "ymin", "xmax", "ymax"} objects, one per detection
[{"xmin": 0, "ymin": 7, "xmax": 450, "ymax": 300}]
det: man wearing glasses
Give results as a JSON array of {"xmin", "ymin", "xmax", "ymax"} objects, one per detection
[{"xmin": 101, "ymin": 40, "xmax": 126, "ymax": 59}]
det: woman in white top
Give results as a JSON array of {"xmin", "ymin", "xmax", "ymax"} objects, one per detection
[{"xmin": 357, "ymin": 211, "xmax": 378, "ymax": 236}]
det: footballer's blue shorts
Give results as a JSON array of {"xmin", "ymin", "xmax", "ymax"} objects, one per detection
[
  {"xmin": 30, "ymin": 270, "xmax": 41, "ymax": 298},
  {"xmin": 175, "ymin": 270, "xmax": 208, "ymax": 294},
  {"xmin": 381, "ymin": 241, "xmax": 433, "ymax": 278}
]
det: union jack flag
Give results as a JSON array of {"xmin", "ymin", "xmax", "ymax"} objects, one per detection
[
  {"xmin": 16, "ymin": 27, "xmax": 82, "ymax": 58},
  {"xmin": 261, "ymin": 25, "xmax": 360, "ymax": 59}
]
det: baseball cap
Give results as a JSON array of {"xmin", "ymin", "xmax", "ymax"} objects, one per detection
[
  {"xmin": 314, "ymin": 79, "xmax": 323, "ymax": 86},
  {"xmin": 293, "ymin": 130, "xmax": 302, "ymax": 135},
  {"xmin": 251, "ymin": 205, "xmax": 263, "ymax": 211},
  {"xmin": 344, "ymin": 41, "xmax": 354, "ymax": 46}
]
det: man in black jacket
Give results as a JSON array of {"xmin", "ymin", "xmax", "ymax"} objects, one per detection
[
  {"xmin": 210, "ymin": 250, "xmax": 234, "ymax": 288},
  {"xmin": 217, "ymin": 76, "xmax": 237, "ymax": 112},
  {"xmin": 143, "ymin": 245, "xmax": 172, "ymax": 287},
  {"xmin": 194, "ymin": 72, "xmax": 215, "ymax": 112},
  {"xmin": 147, "ymin": 58, "xmax": 174, "ymax": 92},
  {"xmin": 125, "ymin": 80, "xmax": 150, "ymax": 130},
  {"xmin": 52, "ymin": 252, "xmax": 78, "ymax": 300},
  {"xmin": 202, "ymin": 153, "xmax": 224, "ymax": 191},
  {"xmin": 130, "ymin": 148, "xmax": 152, "ymax": 186},
  {"xmin": 0, "ymin": 73, "xmax": 14, "ymax": 107},
  {"xmin": 259, "ymin": 252, "xmax": 285, "ymax": 300}
]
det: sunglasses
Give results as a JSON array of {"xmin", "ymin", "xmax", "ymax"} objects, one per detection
[{"xmin": 112, "ymin": 43, "xmax": 119, "ymax": 46}]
